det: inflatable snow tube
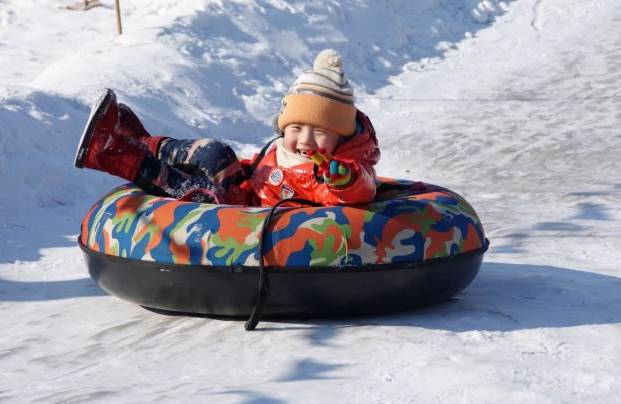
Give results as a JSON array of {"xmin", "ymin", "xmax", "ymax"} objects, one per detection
[{"xmin": 79, "ymin": 178, "xmax": 489, "ymax": 318}]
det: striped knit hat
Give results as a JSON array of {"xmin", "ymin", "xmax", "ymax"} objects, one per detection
[{"xmin": 277, "ymin": 49, "xmax": 357, "ymax": 136}]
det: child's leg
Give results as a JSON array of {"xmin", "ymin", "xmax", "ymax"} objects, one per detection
[
  {"xmin": 134, "ymin": 153, "xmax": 226, "ymax": 203},
  {"xmin": 158, "ymin": 138, "xmax": 246, "ymax": 191},
  {"xmin": 74, "ymin": 88, "xmax": 233, "ymax": 203}
]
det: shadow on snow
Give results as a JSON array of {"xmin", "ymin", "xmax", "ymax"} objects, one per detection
[
  {"xmin": 4, "ymin": 259, "xmax": 619, "ymax": 334},
  {"xmin": 0, "ymin": 277, "xmax": 106, "ymax": 302},
  {"xmin": 262, "ymin": 261, "xmax": 621, "ymax": 337}
]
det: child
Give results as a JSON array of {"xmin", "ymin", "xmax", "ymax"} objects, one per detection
[{"xmin": 75, "ymin": 49, "xmax": 380, "ymax": 207}]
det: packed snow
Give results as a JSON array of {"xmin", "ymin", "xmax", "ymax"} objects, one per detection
[{"xmin": 1, "ymin": 0, "xmax": 620, "ymax": 402}]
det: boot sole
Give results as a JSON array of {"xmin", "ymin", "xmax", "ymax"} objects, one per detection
[{"xmin": 74, "ymin": 88, "xmax": 117, "ymax": 168}]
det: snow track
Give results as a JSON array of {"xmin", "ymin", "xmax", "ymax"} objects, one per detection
[{"xmin": 1, "ymin": 0, "xmax": 620, "ymax": 403}]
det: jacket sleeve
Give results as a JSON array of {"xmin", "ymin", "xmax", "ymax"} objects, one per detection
[{"xmin": 313, "ymin": 160, "xmax": 376, "ymax": 205}]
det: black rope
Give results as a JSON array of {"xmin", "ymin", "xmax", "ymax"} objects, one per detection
[{"xmin": 245, "ymin": 197, "xmax": 321, "ymax": 331}]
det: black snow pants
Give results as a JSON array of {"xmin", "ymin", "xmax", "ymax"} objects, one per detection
[{"xmin": 134, "ymin": 138, "xmax": 246, "ymax": 203}]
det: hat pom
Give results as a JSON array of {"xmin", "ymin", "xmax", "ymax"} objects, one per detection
[
  {"xmin": 277, "ymin": 48, "xmax": 356, "ymax": 136},
  {"xmin": 313, "ymin": 49, "xmax": 343, "ymax": 70}
]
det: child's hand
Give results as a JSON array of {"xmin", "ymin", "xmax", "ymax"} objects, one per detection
[{"xmin": 308, "ymin": 149, "xmax": 353, "ymax": 188}]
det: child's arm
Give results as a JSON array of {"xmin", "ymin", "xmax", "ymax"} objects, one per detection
[
  {"xmin": 323, "ymin": 160, "xmax": 376, "ymax": 205},
  {"xmin": 310, "ymin": 150, "xmax": 376, "ymax": 205}
]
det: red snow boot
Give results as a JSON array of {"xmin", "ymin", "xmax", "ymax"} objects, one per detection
[
  {"xmin": 74, "ymin": 88, "xmax": 118, "ymax": 170},
  {"xmin": 75, "ymin": 88, "xmax": 166, "ymax": 172},
  {"xmin": 117, "ymin": 103, "xmax": 167, "ymax": 155},
  {"xmin": 117, "ymin": 103, "xmax": 150, "ymax": 140},
  {"xmin": 74, "ymin": 89, "xmax": 148, "ymax": 181}
]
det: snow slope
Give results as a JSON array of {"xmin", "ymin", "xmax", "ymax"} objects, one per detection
[{"xmin": 1, "ymin": 0, "xmax": 620, "ymax": 402}]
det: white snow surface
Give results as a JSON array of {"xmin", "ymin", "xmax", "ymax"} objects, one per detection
[{"xmin": 1, "ymin": 0, "xmax": 620, "ymax": 402}]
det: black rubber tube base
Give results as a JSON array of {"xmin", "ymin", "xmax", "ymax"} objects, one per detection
[{"xmin": 83, "ymin": 243, "xmax": 486, "ymax": 320}]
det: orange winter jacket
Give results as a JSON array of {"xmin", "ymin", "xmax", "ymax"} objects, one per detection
[{"xmin": 231, "ymin": 110, "xmax": 380, "ymax": 207}]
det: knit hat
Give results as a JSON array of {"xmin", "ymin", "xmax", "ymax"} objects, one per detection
[{"xmin": 277, "ymin": 49, "xmax": 357, "ymax": 136}]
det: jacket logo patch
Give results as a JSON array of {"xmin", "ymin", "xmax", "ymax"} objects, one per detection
[
  {"xmin": 280, "ymin": 184, "xmax": 295, "ymax": 199},
  {"xmin": 269, "ymin": 168, "xmax": 284, "ymax": 186}
]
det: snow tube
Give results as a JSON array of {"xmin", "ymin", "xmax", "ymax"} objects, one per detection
[{"xmin": 79, "ymin": 178, "xmax": 488, "ymax": 318}]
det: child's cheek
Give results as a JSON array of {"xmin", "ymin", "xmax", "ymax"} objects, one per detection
[
  {"xmin": 284, "ymin": 139, "xmax": 297, "ymax": 153},
  {"xmin": 318, "ymin": 137, "xmax": 338, "ymax": 154},
  {"xmin": 282, "ymin": 132, "xmax": 298, "ymax": 153}
]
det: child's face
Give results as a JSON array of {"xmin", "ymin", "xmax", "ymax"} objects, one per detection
[{"xmin": 283, "ymin": 124, "xmax": 340, "ymax": 159}]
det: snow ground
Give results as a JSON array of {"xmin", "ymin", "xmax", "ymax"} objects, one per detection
[{"xmin": 1, "ymin": 0, "xmax": 620, "ymax": 402}]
